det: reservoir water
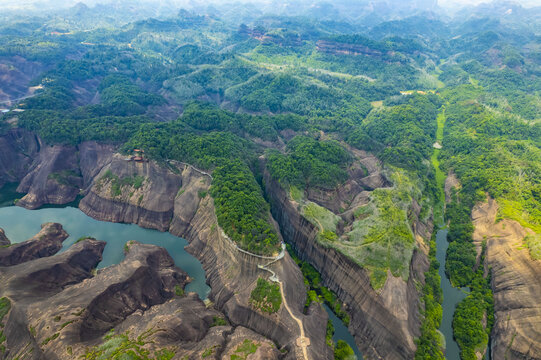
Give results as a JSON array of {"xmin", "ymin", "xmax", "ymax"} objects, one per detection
[
  {"xmin": 436, "ymin": 227, "xmax": 467, "ymax": 359},
  {"xmin": 0, "ymin": 205, "xmax": 210, "ymax": 299}
]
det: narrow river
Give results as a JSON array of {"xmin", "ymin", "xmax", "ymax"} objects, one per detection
[
  {"xmin": 436, "ymin": 226, "xmax": 466, "ymax": 359},
  {"xmin": 323, "ymin": 304, "xmax": 363, "ymax": 359},
  {"xmin": 432, "ymin": 108, "xmax": 467, "ymax": 359}
]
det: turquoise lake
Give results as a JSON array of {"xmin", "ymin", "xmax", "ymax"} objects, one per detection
[{"xmin": 0, "ymin": 205, "xmax": 210, "ymax": 299}]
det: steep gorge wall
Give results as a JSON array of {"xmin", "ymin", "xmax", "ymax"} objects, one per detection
[
  {"xmin": 472, "ymin": 198, "xmax": 541, "ymax": 360},
  {"xmin": 262, "ymin": 167, "xmax": 429, "ymax": 360}
]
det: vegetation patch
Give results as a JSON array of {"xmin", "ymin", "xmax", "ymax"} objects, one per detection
[
  {"xmin": 334, "ymin": 340, "xmax": 355, "ymax": 360},
  {"xmin": 524, "ymin": 234, "xmax": 541, "ymax": 260},
  {"xmin": 211, "ymin": 316, "xmax": 227, "ymax": 327},
  {"xmin": 266, "ymin": 136, "xmax": 350, "ymax": 189},
  {"xmin": 338, "ymin": 169, "xmax": 419, "ymax": 290},
  {"xmin": 47, "ymin": 169, "xmax": 80, "ymax": 186},
  {"xmin": 174, "ymin": 285, "xmax": 184, "ymax": 297},
  {"xmin": 97, "ymin": 170, "xmax": 145, "ymax": 197},
  {"xmin": 231, "ymin": 339, "xmax": 260, "ymax": 360},
  {"xmin": 211, "ymin": 160, "xmax": 281, "ymax": 256},
  {"xmin": 302, "ymin": 202, "xmax": 340, "ymax": 235},
  {"xmin": 82, "ymin": 329, "xmax": 175, "ymax": 360},
  {"xmin": 249, "ymin": 278, "xmax": 282, "ymax": 314},
  {"xmin": 414, "ymin": 234, "xmax": 444, "ymax": 360},
  {"xmin": 0, "ymin": 297, "xmax": 11, "ymax": 355}
]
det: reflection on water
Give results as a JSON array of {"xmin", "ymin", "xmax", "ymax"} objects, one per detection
[
  {"xmin": 324, "ymin": 303, "xmax": 363, "ymax": 360},
  {"xmin": 0, "ymin": 206, "xmax": 210, "ymax": 299},
  {"xmin": 436, "ymin": 228, "xmax": 467, "ymax": 360}
]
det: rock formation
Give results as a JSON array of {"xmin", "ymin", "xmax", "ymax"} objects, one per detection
[
  {"xmin": 0, "ymin": 222, "xmax": 68, "ymax": 266},
  {"xmin": 261, "ymin": 151, "xmax": 431, "ymax": 360},
  {"xmin": 0, "ymin": 225, "xmax": 286, "ymax": 359},
  {"xmin": 0, "ymin": 228, "xmax": 9, "ymax": 246},
  {"xmin": 0, "ymin": 129, "xmax": 40, "ymax": 188},
  {"xmin": 472, "ymin": 198, "xmax": 541, "ymax": 360}
]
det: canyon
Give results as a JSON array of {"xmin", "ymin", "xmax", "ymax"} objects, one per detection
[{"xmin": 2, "ymin": 128, "xmax": 538, "ymax": 360}]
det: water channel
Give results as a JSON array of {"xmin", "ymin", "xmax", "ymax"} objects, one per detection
[
  {"xmin": 436, "ymin": 227, "xmax": 467, "ymax": 359},
  {"xmin": 324, "ymin": 304, "xmax": 363, "ymax": 359}
]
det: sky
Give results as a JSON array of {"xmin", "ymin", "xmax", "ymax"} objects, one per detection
[{"xmin": 0, "ymin": 0, "xmax": 539, "ymax": 11}]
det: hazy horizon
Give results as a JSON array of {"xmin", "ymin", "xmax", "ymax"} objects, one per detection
[{"xmin": 0, "ymin": 0, "xmax": 539, "ymax": 12}]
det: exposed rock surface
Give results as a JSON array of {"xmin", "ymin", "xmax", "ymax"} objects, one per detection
[
  {"xmin": 176, "ymin": 189, "xmax": 331, "ymax": 360},
  {"xmin": 79, "ymin": 154, "xmax": 182, "ymax": 231},
  {"xmin": 0, "ymin": 223, "xmax": 68, "ymax": 266},
  {"xmin": 17, "ymin": 145, "xmax": 82, "ymax": 209},
  {"xmin": 78, "ymin": 155, "xmax": 330, "ymax": 358},
  {"xmin": 0, "ymin": 130, "xmax": 116, "ymax": 209},
  {"xmin": 316, "ymin": 39, "xmax": 384, "ymax": 57},
  {"xmin": 0, "ymin": 133, "xmax": 344, "ymax": 359},
  {"xmin": 472, "ymin": 198, "xmax": 541, "ymax": 360},
  {"xmin": 262, "ymin": 155, "xmax": 430, "ymax": 360},
  {"xmin": 0, "ymin": 56, "xmax": 46, "ymax": 103},
  {"xmin": 0, "ymin": 128, "xmax": 40, "ymax": 188},
  {"xmin": 0, "ymin": 228, "xmax": 9, "ymax": 246}
]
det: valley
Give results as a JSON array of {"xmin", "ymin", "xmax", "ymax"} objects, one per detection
[{"xmin": 0, "ymin": 1, "xmax": 540, "ymax": 359}]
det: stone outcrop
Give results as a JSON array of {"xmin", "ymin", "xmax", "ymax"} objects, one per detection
[
  {"xmin": 262, "ymin": 154, "xmax": 430, "ymax": 360},
  {"xmin": 173, "ymin": 184, "xmax": 331, "ymax": 359},
  {"xmin": 316, "ymin": 39, "xmax": 384, "ymax": 57},
  {"xmin": 0, "ymin": 222, "xmax": 68, "ymax": 266},
  {"xmin": 74, "ymin": 155, "xmax": 329, "ymax": 358},
  {"xmin": 0, "ymin": 228, "xmax": 9, "ymax": 246},
  {"xmin": 0, "ymin": 129, "xmax": 116, "ymax": 209},
  {"xmin": 79, "ymin": 154, "xmax": 183, "ymax": 231},
  {"xmin": 16, "ymin": 144, "xmax": 82, "ymax": 209},
  {"xmin": 0, "ymin": 129, "xmax": 40, "ymax": 188},
  {"xmin": 472, "ymin": 198, "xmax": 541, "ymax": 360}
]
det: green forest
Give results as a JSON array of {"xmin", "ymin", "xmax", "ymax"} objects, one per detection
[{"xmin": 0, "ymin": 1, "xmax": 539, "ymax": 359}]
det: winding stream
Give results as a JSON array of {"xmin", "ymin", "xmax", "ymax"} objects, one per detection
[
  {"xmin": 432, "ymin": 108, "xmax": 467, "ymax": 359},
  {"xmin": 436, "ymin": 227, "xmax": 466, "ymax": 359}
]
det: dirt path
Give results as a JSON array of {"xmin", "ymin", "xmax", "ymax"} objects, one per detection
[
  {"xmin": 258, "ymin": 252, "xmax": 309, "ymax": 359},
  {"xmin": 278, "ymin": 280, "xmax": 310, "ymax": 360}
]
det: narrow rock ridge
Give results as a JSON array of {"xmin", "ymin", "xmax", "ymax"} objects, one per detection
[
  {"xmin": 261, "ymin": 161, "xmax": 430, "ymax": 360},
  {"xmin": 0, "ymin": 222, "xmax": 68, "ymax": 266},
  {"xmin": 472, "ymin": 198, "xmax": 541, "ymax": 360}
]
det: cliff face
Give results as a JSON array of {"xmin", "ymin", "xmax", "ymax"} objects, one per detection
[
  {"xmin": 17, "ymin": 144, "xmax": 82, "ymax": 209},
  {"xmin": 79, "ymin": 154, "xmax": 182, "ymax": 231},
  {"xmin": 0, "ymin": 129, "xmax": 40, "ymax": 188},
  {"xmin": 316, "ymin": 40, "xmax": 384, "ymax": 57},
  {"xmin": 262, "ymin": 159, "xmax": 430, "ymax": 360},
  {"xmin": 75, "ymin": 157, "xmax": 330, "ymax": 358},
  {"xmin": 0, "ymin": 133, "xmax": 338, "ymax": 358},
  {"xmin": 0, "ymin": 129, "xmax": 117, "ymax": 209},
  {"xmin": 472, "ymin": 198, "xmax": 541, "ymax": 360},
  {"xmin": 0, "ymin": 228, "xmax": 10, "ymax": 246}
]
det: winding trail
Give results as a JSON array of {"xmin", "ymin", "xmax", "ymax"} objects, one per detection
[
  {"xmin": 258, "ymin": 250, "xmax": 310, "ymax": 360},
  {"xmin": 172, "ymin": 158, "xmax": 309, "ymax": 358}
]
